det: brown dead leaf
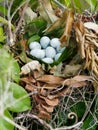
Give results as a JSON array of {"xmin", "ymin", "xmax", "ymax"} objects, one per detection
[
  {"xmin": 20, "ymin": 39, "xmax": 28, "ymax": 51},
  {"xmin": 43, "ymin": 83, "xmax": 60, "ymax": 90},
  {"xmin": 25, "ymin": 84, "xmax": 36, "ymax": 91},
  {"xmin": 38, "ymin": 110, "xmax": 51, "ymax": 119},
  {"xmin": 74, "ymin": 21, "xmax": 85, "ymax": 59},
  {"xmin": 41, "ymin": 104, "xmax": 54, "ymax": 113},
  {"xmin": 39, "ymin": 95, "xmax": 59, "ymax": 106},
  {"xmin": 62, "ymin": 75, "xmax": 91, "ymax": 87},
  {"xmin": 33, "ymin": 95, "xmax": 46, "ymax": 105},
  {"xmin": 20, "ymin": 76, "xmax": 36, "ymax": 84},
  {"xmin": 60, "ymin": 9, "xmax": 74, "ymax": 47},
  {"xmin": 37, "ymin": 75, "xmax": 64, "ymax": 85},
  {"xmin": 48, "ymin": 88, "xmax": 71, "ymax": 99}
]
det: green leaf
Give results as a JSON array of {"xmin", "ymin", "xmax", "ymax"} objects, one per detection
[
  {"xmin": 0, "ymin": 26, "xmax": 6, "ymax": 42},
  {"xmin": 25, "ymin": 18, "xmax": 47, "ymax": 37},
  {"xmin": 0, "ymin": 110, "xmax": 14, "ymax": 130},
  {"xmin": 82, "ymin": 113, "xmax": 97, "ymax": 130},
  {"xmin": 7, "ymin": 82, "xmax": 31, "ymax": 112},
  {"xmin": 0, "ymin": 5, "xmax": 8, "ymax": 16},
  {"xmin": 27, "ymin": 34, "xmax": 40, "ymax": 44},
  {"xmin": 85, "ymin": 0, "xmax": 97, "ymax": 12},
  {"xmin": 71, "ymin": 102, "xmax": 86, "ymax": 119},
  {"xmin": 0, "ymin": 16, "xmax": 15, "ymax": 30},
  {"xmin": 0, "ymin": 48, "xmax": 20, "ymax": 82}
]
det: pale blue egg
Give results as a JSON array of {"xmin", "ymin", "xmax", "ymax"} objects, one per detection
[
  {"xmin": 40, "ymin": 36, "xmax": 50, "ymax": 49},
  {"xmin": 54, "ymin": 53, "xmax": 62, "ymax": 61},
  {"xmin": 29, "ymin": 42, "xmax": 41, "ymax": 50},
  {"xmin": 42, "ymin": 57, "xmax": 53, "ymax": 64},
  {"xmin": 30, "ymin": 49, "xmax": 45, "ymax": 59},
  {"xmin": 45, "ymin": 46, "xmax": 56, "ymax": 58},
  {"xmin": 50, "ymin": 38, "xmax": 61, "ymax": 49}
]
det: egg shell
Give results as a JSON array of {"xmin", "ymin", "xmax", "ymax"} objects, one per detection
[
  {"xmin": 54, "ymin": 53, "xmax": 62, "ymax": 61},
  {"xmin": 45, "ymin": 46, "xmax": 56, "ymax": 58},
  {"xmin": 42, "ymin": 57, "xmax": 53, "ymax": 64},
  {"xmin": 29, "ymin": 42, "xmax": 41, "ymax": 50},
  {"xmin": 40, "ymin": 36, "xmax": 50, "ymax": 49},
  {"xmin": 50, "ymin": 38, "xmax": 60, "ymax": 49},
  {"xmin": 30, "ymin": 49, "xmax": 45, "ymax": 59}
]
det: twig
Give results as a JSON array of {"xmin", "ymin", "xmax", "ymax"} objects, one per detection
[
  {"xmin": 52, "ymin": 0, "xmax": 66, "ymax": 11},
  {"xmin": 54, "ymin": 121, "xmax": 83, "ymax": 130},
  {"xmin": 16, "ymin": 114, "xmax": 53, "ymax": 130},
  {"xmin": 14, "ymin": 0, "xmax": 30, "ymax": 34},
  {"xmin": 10, "ymin": 1, "xmax": 28, "ymax": 21},
  {"xmin": 16, "ymin": 113, "xmax": 83, "ymax": 130},
  {"xmin": 3, "ymin": 115, "xmax": 27, "ymax": 130},
  {"xmin": 81, "ymin": 92, "xmax": 97, "ymax": 122},
  {"xmin": 7, "ymin": 0, "xmax": 14, "ymax": 45}
]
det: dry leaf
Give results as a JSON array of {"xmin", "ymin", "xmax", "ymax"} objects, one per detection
[
  {"xmin": 84, "ymin": 22, "xmax": 98, "ymax": 34},
  {"xmin": 43, "ymin": 83, "xmax": 60, "ymax": 90},
  {"xmin": 25, "ymin": 84, "xmax": 36, "ymax": 92},
  {"xmin": 74, "ymin": 21, "xmax": 85, "ymax": 58},
  {"xmin": 48, "ymin": 88, "xmax": 71, "ymax": 99},
  {"xmin": 64, "ymin": 64, "xmax": 82, "ymax": 77},
  {"xmin": 38, "ymin": 110, "xmax": 51, "ymax": 119},
  {"xmin": 20, "ymin": 60, "xmax": 41, "ymax": 75},
  {"xmin": 60, "ymin": 9, "xmax": 74, "ymax": 47},
  {"xmin": 37, "ymin": 75, "xmax": 64, "ymax": 84},
  {"xmin": 39, "ymin": 95, "xmax": 59, "ymax": 106},
  {"xmin": 41, "ymin": 104, "xmax": 54, "ymax": 113},
  {"xmin": 20, "ymin": 39, "xmax": 28, "ymax": 51},
  {"xmin": 21, "ymin": 76, "xmax": 36, "ymax": 84},
  {"xmin": 62, "ymin": 75, "xmax": 91, "ymax": 87}
]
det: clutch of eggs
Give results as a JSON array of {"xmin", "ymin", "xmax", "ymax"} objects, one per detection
[{"xmin": 29, "ymin": 36, "xmax": 65, "ymax": 64}]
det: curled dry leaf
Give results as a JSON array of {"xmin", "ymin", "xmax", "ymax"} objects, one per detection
[
  {"xmin": 38, "ymin": 110, "xmax": 51, "ymax": 119},
  {"xmin": 39, "ymin": 95, "xmax": 59, "ymax": 106},
  {"xmin": 41, "ymin": 104, "xmax": 54, "ymax": 113},
  {"xmin": 84, "ymin": 22, "xmax": 98, "ymax": 34},
  {"xmin": 74, "ymin": 20, "xmax": 98, "ymax": 83},
  {"xmin": 74, "ymin": 21, "xmax": 85, "ymax": 59},
  {"xmin": 20, "ymin": 60, "xmax": 41, "ymax": 75},
  {"xmin": 60, "ymin": 9, "xmax": 74, "ymax": 47}
]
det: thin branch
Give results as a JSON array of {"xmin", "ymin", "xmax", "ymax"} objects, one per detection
[
  {"xmin": 3, "ymin": 115, "xmax": 27, "ymax": 130},
  {"xmin": 10, "ymin": 1, "xmax": 28, "ymax": 21},
  {"xmin": 54, "ymin": 121, "xmax": 83, "ymax": 130},
  {"xmin": 7, "ymin": 0, "xmax": 14, "ymax": 45},
  {"xmin": 52, "ymin": 0, "xmax": 66, "ymax": 11},
  {"xmin": 81, "ymin": 92, "xmax": 97, "ymax": 122},
  {"xmin": 15, "ymin": 114, "xmax": 53, "ymax": 130},
  {"xmin": 16, "ymin": 113, "xmax": 83, "ymax": 130},
  {"xmin": 14, "ymin": 0, "xmax": 30, "ymax": 34}
]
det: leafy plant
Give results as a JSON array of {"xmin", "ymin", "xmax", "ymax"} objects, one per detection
[{"xmin": 0, "ymin": 48, "xmax": 31, "ymax": 130}]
